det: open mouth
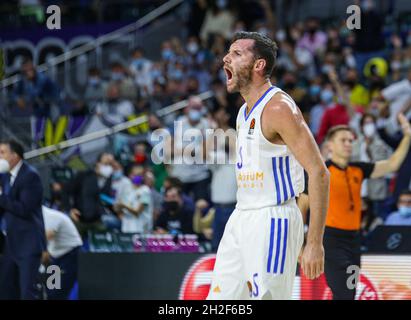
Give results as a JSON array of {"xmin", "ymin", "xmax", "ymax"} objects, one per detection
[{"xmin": 224, "ymin": 67, "xmax": 233, "ymax": 84}]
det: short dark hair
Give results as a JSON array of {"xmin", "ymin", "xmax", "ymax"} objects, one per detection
[
  {"xmin": 399, "ymin": 190, "xmax": 411, "ymax": 198},
  {"xmin": 360, "ymin": 113, "xmax": 376, "ymax": 128},
  {"xmin": 231, "ymin": 31, "xmax": 278, "ymax": 79},
  {"xmin": 325, "ymin": 125, "xmax": 354, "ymax": 141},
  {"xmin": 1, "ymin": 140, "xmax": 24, "ymax": 159}
]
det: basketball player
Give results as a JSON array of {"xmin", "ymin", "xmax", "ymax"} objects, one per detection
[{"xmin": 207, "ymin": 32, "xmax": 330, "ymax": 300}]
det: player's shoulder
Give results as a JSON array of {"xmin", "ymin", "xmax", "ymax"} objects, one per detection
[
  {"xmin": 265, "ymin": 91, "xmax": 298, "ymax": 114},
  {"xmin": 263, "ymin": 91, "xmax": 300, "ymax": 124}
]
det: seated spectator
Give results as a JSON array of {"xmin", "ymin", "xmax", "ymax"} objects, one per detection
[
  {"xmin": 66, "ymin": 153, "xmax": 114, "ymax": 237},
  {"xmin": 129, "ymin": 47, "xmax": 153, "ymax": 97},
  {"xmin": 162, "ymin": 176, "xmax": 194, "ymax": 213},
  {"xmin": 309, "ymin": 82, "xmax": 334, "ymax": 137},
  {"xmin": 155, "ymin": 186, "xmax": 194, "ymax": 235},
  {"xmin": 107, "ymin": 61, "xmax": 137, "ymax": 101},
  {"xmin": 168, "ymin": 96, "xmax": 212, "ymax": 201},
  {"xmin": 111, "ymin": 160, "xmax": 132, "ymax": 201},
  {"xmin": 48, "ymin": 181, "xmax": 70, "ymax": 212},
  {"xmin": 12, "ymin": 58, "xmax": 60, "ymax": 118},
  {"xmin": 42, "ymin": 206, "xmax": 83, "ymax": 300},
  {"xmin": 84, "ymin": 67, "xmax": 107, "ymax": 110},
  {"xmin": 352, "ymin": 113, "xmax": 392, "ymax": 221},
  {"xmin": 385, "ymin": 190, "xmax": 411, "ymax": 226},
  {"xmin": 97, "ymin": 84, "xmax": 135, "ymax": 126},
  {"xmin": 144, "ymin": 170, "xmax": 163, "ymax": 226},
  {"xmin": 193, "ymin": 199, "xmax": 214, "ymax": 248},
  {"xmin": 114, "ymin": 173, "xmax": 152, "ymax": 234}
]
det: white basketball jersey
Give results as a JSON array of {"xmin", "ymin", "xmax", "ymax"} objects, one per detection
[{"xmin": 235, "ymin": 86, "xmax": 304, "ymax": 210}]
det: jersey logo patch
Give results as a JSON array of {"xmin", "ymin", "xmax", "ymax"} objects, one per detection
[{"xmin": 248, "ymin": 118, "xmax": 255, "ymax": 135}]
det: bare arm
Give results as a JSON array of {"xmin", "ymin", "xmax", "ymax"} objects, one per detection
[
  {"xmin": 46, "ymin": 230, "xmax": 56, "ymax": 241},
  {"xmin": 371, "ymin": 113, "xmax": 411, "ymax": 178},
  {"xmin": 328, "ymin": 68, "xmax": 355, "ymax": 118},
  {"xmin": 263, "ymin": 93, "xmax": 330, "ymax": 279}
]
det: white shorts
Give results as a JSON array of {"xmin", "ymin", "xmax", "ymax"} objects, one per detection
[{"xmin": 207, "ymin": 199, "xmax": 304, "ymax": 300}]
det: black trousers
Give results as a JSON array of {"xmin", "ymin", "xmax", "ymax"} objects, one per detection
[
  {"xmin": 324, "ymin": 227, "xmax": 361, "ymax": 300},
  {"xmin": 0, "ymin": 246, "xmax": 42, "ymax": 300},
  {"xmin": 46, "ymin": 247, "xmax": 80, "ymax": 300}
]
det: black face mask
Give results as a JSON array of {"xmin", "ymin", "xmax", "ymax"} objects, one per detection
[
  {"xmin": 164, "ymin": 201, "xmax": 180, "ymax": 212},
  {"xmin": 284, "ymin": 82, "xmax": 296, "ymax": 90},
  {"xmin": 345, "ymin": 80, "xmax": 357, "ymax": 88},
  {"xmin": 52, "ymin": 190, "xmax": 63, "ymax": 201}
]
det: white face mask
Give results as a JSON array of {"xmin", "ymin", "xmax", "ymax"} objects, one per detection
[
  {"xmin": 363, "ymin": 123, "xmax": 376, "ymax": 138},
  {"xmin": 99, "ymin": 164, "xmax": 113, "ymax": 178},
  {"xmin": 0, "ymin": 159, "xmax": 10, "ymax": 173}
]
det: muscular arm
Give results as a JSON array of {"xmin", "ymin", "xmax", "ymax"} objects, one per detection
[
  {"xmin": 262, "ymin": 93, "xmax": 330, "ymax": 279},
  {"xmin": 262, "ymin": 94, "xmax": 329, "ymax": 244},
  {"xmin": 371, "ymin": 113, "xmax": 411, "ymax": 179}
]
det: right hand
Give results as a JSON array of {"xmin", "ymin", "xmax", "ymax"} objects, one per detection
[
  {"xmin": 17, "ymin": 98, "xmax": 26, "ymax": 109},
  {"xmin": 300, "ymin": 242, "xmax": 325, "ymax": 280},
  {"xmin": 195, "ymin": 199, "xmax": 209, "ymax": 210},
  {"xmin": 70, "ymin": 208, "xmax": 81, "ymax": 222},
  {"xmin": 398, "ymin": 112, "xmax": 411, "ymax": 137}
]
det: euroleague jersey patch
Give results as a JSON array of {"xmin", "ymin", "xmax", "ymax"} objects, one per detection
[{"xmin": 248, "ymin": 118, "xmax": 255, "ymax": 135}]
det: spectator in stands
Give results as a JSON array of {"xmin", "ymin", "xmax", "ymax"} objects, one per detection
[
  {"xmin": 352, "ymin": 113, "xmax": 392, "ymax": 222},
  {"xmin": 167, "ymin": 96, "xmax": 212, "ymax": 201},
  {"xmin": 297, "ymin": 17, "xmax": 328, "ymax": 58},
  {"xmin": 317, "ymin": 69, "xmax": 354, "ymax": 144},
  {"xmin": 97, "ymin": 84, "xmax": 135, "ymax": 126},
  {"xmin": 199, "ymin": 0, "xmax": 236, "ymax": 43},
  {"xmin": 84, "ymin": 67, "xmax": 107, "ymax": 111},
  {"xmin": 12, "ymin": 58, "xmax": 60, "ymax": 118},
  {"xmin": 381, "ymin": 69, "xmax": 411, "ymax": 136},
  {"xmin": 353, "ymin": 0, "xmax": 386, "ymax": 75},
  {"xmin": 144, "ymin": 170, "xmax": 163, "ymax": 226},
  {"xmin": 385, "ymin": 190, "xmax": 411, "ymax": 226},
  {"xmin": 66, "ymin": 153, "xmax": 114, "ymax": 237},
  {"xmin": 107, "ymin": 62, "xmax": 137, "ymax": 101},
  {"xmin": 42, "ymin": 206, "xmax": 82, "ymax": 300},
  {"xmin": 114, "ymin": 171, "xmax": 152, "ymax": 234},
  {"xmin": 0, "ymin": 140, "xmax": 46, "ymax": 300},
  {"xmin": 206, "ymin": 108, "xmax": 237, "ymax": 251},
  {"xmin": 111, "ymin": 160, "xmax": 132, "ymax": 201},
  {"xmin": 129, "ymin": 47, "xmax": 153, "ymax": 97},
  {"xmin": 155, "ymin": 186, "xmax": 194, "ymax": 235},
  {"xmin": 193, "ymin": 199, "xmax": 214, "ymax": 250},
  {"xmin": 309, "ymin": 82, "xmax": 334, "ymax": 137},
  {"xmin": 49, "ymin": 181, "xmax": 70, "ymax": 213}
]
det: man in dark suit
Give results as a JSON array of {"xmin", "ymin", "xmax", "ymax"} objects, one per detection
[{"xmin": 0, "ymin": 140, "xmax": 46, "ymax": 300}]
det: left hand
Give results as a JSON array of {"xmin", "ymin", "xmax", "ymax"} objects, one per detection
[
  {"xmin": 41, "ymin": 251, "xmax": 51, "ymax": 265},
  {"xmin": 300, "ymin": 242, "xmax": 324, "ymax": 280},
  {"xmin": 398, "ymin": 112, "xmax": 411, "ymax": 137}
]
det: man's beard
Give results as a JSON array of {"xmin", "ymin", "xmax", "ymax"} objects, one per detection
[{"xmin": 229, "ymin": 62, "xmax": 253, "ymax": 93}]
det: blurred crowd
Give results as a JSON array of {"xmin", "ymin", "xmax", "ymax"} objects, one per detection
[
  {"xmin": 0, "ymin": 0, "xmax": 168, "ymax": 29},
  {"xmin": 6, "ymin": 0, "xmax": 411, "ymax": 252}
]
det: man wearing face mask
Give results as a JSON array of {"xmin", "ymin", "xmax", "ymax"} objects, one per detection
[
  {"xmin": 84, "ymin": 67, "xmax": 107, "ymax": 110},
  {"xmin": 155, "ymin": 186, "xmax": 194, "ymax": 235},
  {"xmin": 107, "ymin": 62, "xmax": 137, "ymax": 101},
  {"xmin": 352, "ymin": 114, "xmax": 392, "ymax": 222},
  {"xmin": 309, "ymin": 83, "xmax": 334, "ymax": 137},
  {"xmin": 65, "ymin": 153, "xmax": 114, "ymax": 238},
  {"xmin": 129, "ymin": 47, "xmax": 153, "ymax": 97},
  {"xmin": 0, "ymin": 140, "xmax": 46, "ymax": 300},
  {"xmin": 385, "ymin": 190, "xmax": 411, "ymax": 226},
  {"xmin": 114, "ymin": 173, "xmax": 152, "ymax": 234},
  {"xmin": 168, "ymin": 96, "xmax": 211, "ymax": 201}
]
